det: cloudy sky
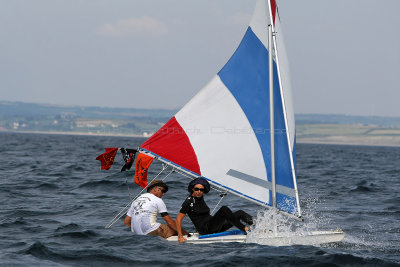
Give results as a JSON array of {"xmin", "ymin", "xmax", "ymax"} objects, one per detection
[{"xmin": 1, "ymin": 0, "xmax": 399, "ymax": 116}]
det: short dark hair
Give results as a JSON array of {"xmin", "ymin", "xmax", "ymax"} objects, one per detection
[{"xmin": 147, "ymin": 180, "xmax": 168, "ymax": 193}]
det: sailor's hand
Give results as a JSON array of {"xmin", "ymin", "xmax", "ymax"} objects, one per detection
[{"xmin": 178, "ymin": 235, "xmax": 187, "ymax": 243}]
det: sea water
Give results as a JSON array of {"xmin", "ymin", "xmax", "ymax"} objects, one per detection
[{"xmin": 0, "ymin": 132, "xmax": 399, "ymax": 266}]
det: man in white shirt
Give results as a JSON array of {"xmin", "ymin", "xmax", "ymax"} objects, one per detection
[{"xmin": 124, "ymin": 180, "xmax": 187, "ymax": 238}]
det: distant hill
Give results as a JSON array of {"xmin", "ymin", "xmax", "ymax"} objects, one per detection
[
  {"xmin": 0, "ymin": 101, "xmax": 177, "ymax": 119},
  {"xmin": 295, "ymin": 113, "xmax": 400, "ymax": 128},
  {"xmin": 1, "ymin": 100, "xmax": 399, "ymax": 146},
  {"xmin": 295, "ymin": 114, "xmax": 400, "ymax": 147},
  {"xmin": 2, "ymin": 100, "xmax": 399, "ymax": 126},
  {"xmin": 0, "ymin": 101, "xmax": 176, "ymax": 136}
]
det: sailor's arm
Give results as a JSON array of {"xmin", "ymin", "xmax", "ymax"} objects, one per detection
[
  {"xmin": 124, "ymin": 215, "xmax": 131, "ymax": 227},
  {"xmin": 162, "ymin": 214, "xmax": 179, "ymax": 231},
  {"xmin": 176, "ymin": 212, "xmax": 187, "ymax": 243}
]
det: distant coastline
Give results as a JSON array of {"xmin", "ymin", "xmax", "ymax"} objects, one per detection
[
  {"xmin": 1, "ymin": 100, "xmax": 400, "ymax": 148},
  {"xmin": 296, "ymin": 123, "xmax": 400, "ymax": 147},
  {"xmin": 297, "ymin": 136, "xmax": 400, "ymax": 148},
  {"xmin": 2, "ymin": 129, "xmax": 400, "ymax": 148},
  {"xmin": 0, "ymin": 129, "xmax": 146, "ymax": 138}
]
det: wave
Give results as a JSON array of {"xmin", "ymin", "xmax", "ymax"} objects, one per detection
[
  {"xmin": 348, "ymin": 180, "xmax": 378, "ymax": 193},
  {"xmin": 73, "ymin": 166, "xmax": 85, "ymax": 171},
  {"xmin": 54, "ymin": 223, "xmax": 99, "ymax": 239},
  {"xmin": 54, "ymin": 230, "xmax": 99, "ymax": 239},
  {"xmin": 202, "ymin": 251, "xmax": 399, "ymax": 266},
  {"xmin": 34, "ymin": 183, "xmax": 59, "ymax": 190},
  {"xmin": 55, "ymin": 223, "xmax": 82, "ymax": 232},
  {"xmin": 384, "ymin": 197, "xmax": 400, "ymax": 206},
  {"xmin": 0, "ymin": 217, "xmax": 27, "ymax": 227},
  {"xmin": 7, "ymin": 209, "xmax": 59, "ymax": 218},
  {"xmin": 78, "ymin": 180, "xmax": 124, "ymax": 189},
  {"xmin": 349, "ymin": 185, "xmax": 377, "ymax": 193},
  {"xmin": 24, "ymin": 242, "xmax": 141, "ymax": 265}
]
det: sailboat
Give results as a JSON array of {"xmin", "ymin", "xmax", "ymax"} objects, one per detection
[{"xmin": 108, "ymin": 0, "xmax": 344, "ymax": 245}]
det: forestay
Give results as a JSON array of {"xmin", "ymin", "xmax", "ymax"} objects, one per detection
[{"xmin": 139, "ymin": 0, "xmax": 301, "ymax": 218}]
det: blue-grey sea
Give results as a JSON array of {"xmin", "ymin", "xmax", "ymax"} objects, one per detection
[{"xmin": 1, "ymin": 132, "xmax": 399, "ymax": 266}]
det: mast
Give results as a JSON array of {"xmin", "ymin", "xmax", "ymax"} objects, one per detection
[
  {"xmin": 268, "ymin": 23, "xmax": 277, "ymax": 209},
  {"xmin": 268, "ymin": 0, "xmax": 302, "ymax": 218}
]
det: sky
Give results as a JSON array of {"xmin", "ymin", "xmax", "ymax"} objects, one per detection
[{"xmin": 1, "ymin": 0, "xmax": 399, "ymax": 116}]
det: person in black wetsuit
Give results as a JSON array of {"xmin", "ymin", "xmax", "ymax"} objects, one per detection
[{"xmin": 176, "ymin": 178, "xmax": 253, "ymax": 243}]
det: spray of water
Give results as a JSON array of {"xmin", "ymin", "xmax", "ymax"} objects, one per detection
[{"xmin": 246, "ymin": 196, "xmax": 338, "ymax": 245}]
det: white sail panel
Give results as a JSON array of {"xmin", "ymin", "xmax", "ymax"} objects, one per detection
[
  {"xmin": 176, "ymin": 76, "xmax": 269, "ymax": 204},
  {"xmin": 250, "ymin": 0, "xmax": 270, "ymax": 49},
  {"xmin": 274, "ymin": 14, "xmax": 295, "ymax": 151}
]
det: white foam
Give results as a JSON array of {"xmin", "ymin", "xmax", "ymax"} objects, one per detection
[{"xmin": 247, "ymin": 197, "xmax": 336, "ymax": 244}]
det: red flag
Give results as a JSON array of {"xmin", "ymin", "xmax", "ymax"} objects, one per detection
[
  {"xmin": 96, "ymin": 148, "xmax": 118, "ymax": 170},
  {"xmin": 134, "ymin": 153, "xmax": 154, "ymax": 188}
]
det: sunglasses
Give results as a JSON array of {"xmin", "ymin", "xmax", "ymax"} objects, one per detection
[
  {"xmin": 157, "ymin": 186, "xmax": 167, "ymax": 193},
  {"xmin": 193, "ymin": 187, "xmax": 205, "ymax": 192}
]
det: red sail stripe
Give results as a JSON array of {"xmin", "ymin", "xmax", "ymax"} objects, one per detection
[{"xmin": 141, "ymin": 117, "xmax": 201, "ymax": 175}]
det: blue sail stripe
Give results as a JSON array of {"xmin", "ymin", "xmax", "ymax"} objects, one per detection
[
  {"xmin": 218, "ymin": 27, "xmax": 295, "ymax": 199},
  {"xmin": 277, "ymin": 193, "xmax": 297, "ymax": 213}
]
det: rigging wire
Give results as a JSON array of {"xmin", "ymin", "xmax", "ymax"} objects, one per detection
[
  {"xmin": 160, "ymin": 165, "xmax": 175, "ymax": 181},
  {"xmin": 105, "ymin": 164, "xmax": 169, "ymax": 229},
  {"xmin": 211, "ymin": 192, "xmax": 228, "ymax": 215}
]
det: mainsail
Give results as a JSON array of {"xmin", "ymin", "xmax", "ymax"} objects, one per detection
[{"xmin": 139, "ymin": 0, "xmax": 301, "ymax": 218}]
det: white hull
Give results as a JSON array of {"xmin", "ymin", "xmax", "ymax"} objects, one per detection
[{"xmin": 167, "ymin": 230, "xmax": 345, "ymax": 246}]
